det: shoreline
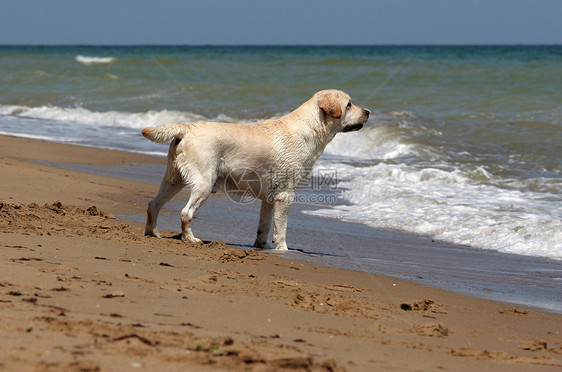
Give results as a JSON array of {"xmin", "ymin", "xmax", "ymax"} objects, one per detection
[
  {"xmin": 1, "ymin": 134, "xmax": 561, "ymax": 370},
  {"xmin": 36, "ymin": 153, "xmax": 562, "ymax": 314}
]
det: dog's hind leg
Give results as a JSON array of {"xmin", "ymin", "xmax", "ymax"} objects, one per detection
[
  {"xmin": 180, "ymin": 182, "xmax": 213, "ymax": 243},
  {"xmin": 145, "ymin": 179, "xmax": 184, "ymax": 238},
  {"xmin": 254, "ymin": 200, "xmax": 274, "ymax": 249}
]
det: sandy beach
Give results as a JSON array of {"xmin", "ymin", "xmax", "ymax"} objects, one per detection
[{"xmin": 1, "ymin": 134, "xmax": 561, "ymax": 371}]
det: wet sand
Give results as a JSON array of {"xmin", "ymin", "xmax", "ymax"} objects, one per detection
[{"xmin": 1, "ymin": 134, "xmax": 561, "ymax": 371}]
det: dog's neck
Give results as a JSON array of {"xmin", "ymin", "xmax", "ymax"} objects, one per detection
[{"xmin": 281, "ymin": 104, "xmax": 340, "ymax": 167}]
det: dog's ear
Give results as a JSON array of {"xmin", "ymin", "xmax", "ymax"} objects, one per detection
[{"xmin": 318, "ymin": 92, "xmax": 342, "ymax": 119}]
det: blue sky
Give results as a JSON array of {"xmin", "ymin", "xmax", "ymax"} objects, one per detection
[{"xmin": 1, "ymin": 0, "xmax": 561, "ymax": 45}]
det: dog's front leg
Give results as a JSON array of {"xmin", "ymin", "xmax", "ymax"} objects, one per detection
[
  {"xmin": 272, "ymin": 192, "xmax": 293, "ymax": 251},
  {"xmin": 254, "ymin": 200, "xmax": 274, "ymax": 249}
]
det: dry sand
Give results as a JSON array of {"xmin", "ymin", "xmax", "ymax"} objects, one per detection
[{"xmin": 0, "ymin": 134, "xmax": 561, "ymax": 371}]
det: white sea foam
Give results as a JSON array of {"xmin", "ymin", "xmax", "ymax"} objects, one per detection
[
  {"xmin": 0, "ymin": 131, "xmax": 84, "ymax": 143},
  {"xmin": 320, "ymin": 118, "xmax": 561, "ymax": 259},
  {"xmin": 325, "ymin": 126, "xmax": 407, "ymax": 160},
  {"xmin": 309, "ymin": 161, "xmax": 562, "ymax": 259},
  {"xmin": 325, "ymin": 125, "xmax": 440, "ymax": 162},
  {"xmin": 0, "ymin": 104, "xmax": 244, "ymax": 129},
  {"xmin": 76, "ymin": 55, "xmax": 115, "ymax": 64},
  {"xmin": 389, "ymin": 111, "xmax": 416, "ymax": 119}
]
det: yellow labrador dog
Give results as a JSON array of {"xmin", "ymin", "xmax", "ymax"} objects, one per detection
[{"xmin": 142, "ymin": 89, "xmax": 369, "ymax": 250}]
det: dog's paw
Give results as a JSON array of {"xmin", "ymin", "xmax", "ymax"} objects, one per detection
[
  {"xmin": 144, "ymin": 230, "xmax": 162, "ymax": 238},
  {"xmin": 253, "ymin": 239, "xmax": 272, "ymax": 249},
  {"xmin": 182, "ymin": 236, "xmax": 202, "ymax": 244},
  {"xmin": 275, "ymin": 244, "xmax": 289, "ymax": 251}
]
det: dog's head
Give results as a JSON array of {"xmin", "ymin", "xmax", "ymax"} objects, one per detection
[{"xmin": 316, "ymin": 90, "xmax": 370, "ymax": 133}]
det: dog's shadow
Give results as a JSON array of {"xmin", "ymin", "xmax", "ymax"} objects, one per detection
[
  {"xmin": 213, "ymin": 241, "xmax": 342, "ymax": 258},
  {"xmin": 161, "ymin": 234, "xmax": 341, "ymax": 257}
]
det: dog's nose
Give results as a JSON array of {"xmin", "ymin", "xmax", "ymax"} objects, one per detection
[{"xmin": 363, "ymin": 108, "xmax": 370, "ymax": 118}]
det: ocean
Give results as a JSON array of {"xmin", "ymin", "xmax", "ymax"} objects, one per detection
[{"xmin": 0, "ymin": 45, "xmax": 561, "ymax": 261}]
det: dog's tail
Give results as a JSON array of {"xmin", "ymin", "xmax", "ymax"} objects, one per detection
[{"xmin": 141, "ymin": 123, "xmax": 188, "ymax": 144}]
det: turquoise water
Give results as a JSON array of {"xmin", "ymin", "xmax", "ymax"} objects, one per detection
[{"xmin": 0, "ymin": 46, "xmax": 560, "ymax": 258}]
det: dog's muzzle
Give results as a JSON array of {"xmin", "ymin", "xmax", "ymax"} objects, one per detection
[
  {"xmin": 342, "ymin": 108, "xmax": 369, "ymax": 132},
  {"xmin": 342, "ymin": 123, "xmax": 364, "ymax": 132}
]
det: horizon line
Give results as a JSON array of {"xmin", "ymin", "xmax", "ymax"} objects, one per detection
[{"xmin": 1, "ymin": 43, "xmax": 561, "ymax": 48}]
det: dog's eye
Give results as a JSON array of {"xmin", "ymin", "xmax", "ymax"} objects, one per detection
[{"xmin": 346, "ymin": 102, "xmax": 352, "ymax": 110}]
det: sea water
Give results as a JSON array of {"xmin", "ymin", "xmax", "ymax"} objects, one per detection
[{"xmin": 0, "ymin": 45, "xmax": 560, "ymax": 260}]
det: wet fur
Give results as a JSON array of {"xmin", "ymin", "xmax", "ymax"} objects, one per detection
[{"xmin": 142, "ymin": 89, "xmax": 369, "ymax": 250}]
